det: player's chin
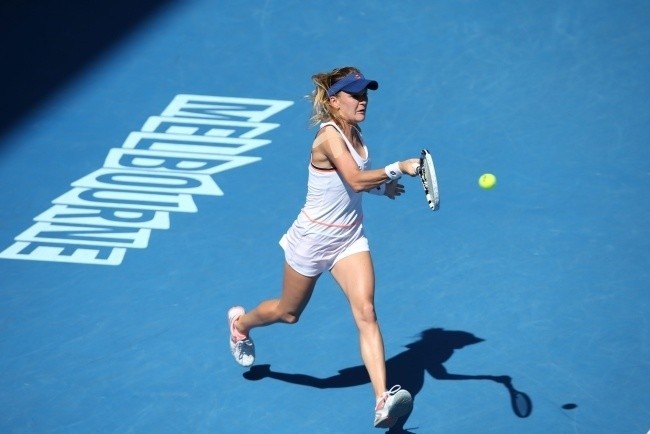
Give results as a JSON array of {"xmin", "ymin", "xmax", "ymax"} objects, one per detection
[{"xmin": 355, "ymin": 111, "xmax": 366, "ymax": 120}]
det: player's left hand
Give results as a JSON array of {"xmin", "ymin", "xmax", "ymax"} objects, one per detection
[{"xmin": 385, "ymin": 180, "xmax": 405, "ymax": 199}]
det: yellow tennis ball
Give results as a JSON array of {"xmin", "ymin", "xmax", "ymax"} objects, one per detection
[{"xmin": 479, "ymin": 173, "xmax": 497, "ymax": 189}]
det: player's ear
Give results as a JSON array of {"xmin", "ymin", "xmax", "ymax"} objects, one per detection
[{"xmin": 328, "ymin": 94, "xmax": 340, "ymax": 109}]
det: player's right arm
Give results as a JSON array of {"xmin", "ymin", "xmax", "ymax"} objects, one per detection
[{"xmin": 311, "ymin": 127, "xmax": 418, "ymax": 193}]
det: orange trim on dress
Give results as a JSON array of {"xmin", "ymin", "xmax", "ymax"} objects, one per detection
[{"xmin": 301, "ymin": 210, "xmax": 362, "ymax": 228}]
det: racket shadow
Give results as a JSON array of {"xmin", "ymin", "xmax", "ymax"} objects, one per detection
[{"xmin": 243, "ymin": 327, "xmax": 533, "ymax": 432}]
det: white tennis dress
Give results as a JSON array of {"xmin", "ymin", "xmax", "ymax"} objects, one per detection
[{"xmin": 280, "ymin": 121, "xmax": 371, "ymax": 276}]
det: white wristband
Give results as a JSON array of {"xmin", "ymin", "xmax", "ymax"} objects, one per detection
[
  {"xmin": 367, "ymin": 183, "xmax": 386, "ymax": 196},
  {"xmin": 384, "ymin": 162, "xmax": 402, "ymax": 180}
]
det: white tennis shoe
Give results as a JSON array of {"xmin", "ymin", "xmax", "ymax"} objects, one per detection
[
  {"xmin": 374, "ymin": 385, "xmax": 413, "ymax": 428},
  {"xmin": 228, "ymin": 306, "xmax": 255, "ymax": 367}
]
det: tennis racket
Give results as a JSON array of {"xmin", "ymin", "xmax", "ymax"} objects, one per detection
[{"xmin": 416, "ymin": 149, "xmax": 440, "ymax": 211}]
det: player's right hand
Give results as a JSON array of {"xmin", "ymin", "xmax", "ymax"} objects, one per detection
[{"xmin": 400, "ymin": 158, "xmax": 421, "ymax": 176}]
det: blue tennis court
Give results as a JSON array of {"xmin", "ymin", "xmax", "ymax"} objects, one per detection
[{"xmin": 1, "ymin": 1, "xmax": 648, "ymax": 433}]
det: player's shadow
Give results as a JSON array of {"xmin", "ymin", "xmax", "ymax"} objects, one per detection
[{"xmin": 243, "ymin": 327, "xmax": 532, "ymax": 433}]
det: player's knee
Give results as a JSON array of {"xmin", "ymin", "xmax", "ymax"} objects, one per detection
[{"xmin": 356, "ymin": 302, "xmax": 377, "ymax": 324}]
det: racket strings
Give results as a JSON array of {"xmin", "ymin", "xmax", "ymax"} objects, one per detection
[{"xmin": 420, "ymin": 166, "xmax": 431, "ymax": 193}]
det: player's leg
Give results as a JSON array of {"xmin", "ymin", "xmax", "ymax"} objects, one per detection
[
  {"xmin": 228, "ymin": 262, "xmax": 320, "ymax": 367},
  {"xmin": 331, "ymin": 250, "xmax": 412, "ymax": 428},
  {"xmin": 234, "ymin": 261, "xmax": 320, "ymax": 334},
  {"xmin": 330, "ymin": 251, "xmax": 386, "ymax": 399}
]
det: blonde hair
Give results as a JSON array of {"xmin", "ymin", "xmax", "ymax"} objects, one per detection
[{"xmin": 308, "ymin": 66, "xmax": 362, "ymax": 127}]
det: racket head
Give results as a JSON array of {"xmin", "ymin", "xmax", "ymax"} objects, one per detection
[
  {"xmin": 511, "ymin": 390, "xmax": 533, "ymax": 418},
  {"xmin": 419, "ymin": 149, "xmax": 440, "ymax": 211}
]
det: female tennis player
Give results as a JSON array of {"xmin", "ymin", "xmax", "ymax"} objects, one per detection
[{"xmin": 228, "ymin": 66, "xmax": 419, "ymax": 429}]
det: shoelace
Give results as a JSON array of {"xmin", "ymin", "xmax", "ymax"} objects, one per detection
[
  {"xmin": 376, "ymin": 385, "xmax": 403, "ymax": 410},
  {"xmin": 234, "ymin": 339, "xmax": 253, "ymax": 358},
  {"xmin": 386, "ymin": 385, "xmax": 402, "ymax": 395}
]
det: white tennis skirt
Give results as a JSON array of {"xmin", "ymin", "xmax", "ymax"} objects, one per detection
[{"xmin": 279, "ymin": 217, "xmax": 369, "ymax": 277}]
